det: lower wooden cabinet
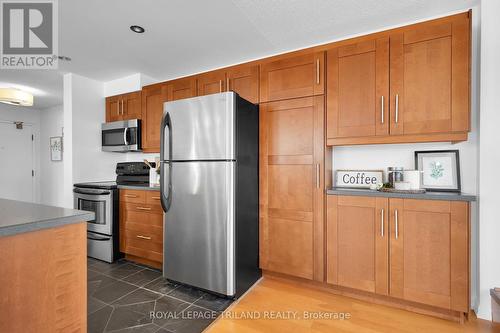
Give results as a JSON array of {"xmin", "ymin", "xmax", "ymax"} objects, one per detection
[
  {"xmin": 119, "ymin": 189, "xmax": 163, "ymax": 269},
  {"xmin": 327, "ymin": 195, "xmax": 469, "ymax": 313}
]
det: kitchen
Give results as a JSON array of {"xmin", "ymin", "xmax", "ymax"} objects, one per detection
[{"xmin": 0, "ymin": 1, "xmax": 499, "ymax": 333}]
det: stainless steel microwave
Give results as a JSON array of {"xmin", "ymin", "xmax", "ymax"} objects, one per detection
[{"xmin": 101, "ymin": 119, "xmax": 141, "ymax": 152}]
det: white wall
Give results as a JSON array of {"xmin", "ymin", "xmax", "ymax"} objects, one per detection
[
  {"xmin": 0, "ymin": 104, "xmax": 41, "ymax": 203},
  {"xmin": 39, "ymin": 104, "xmax": 64, "ymax": 207},
  {"xmin": 103, "ymin": 73, "xmax": 158, "ymax": 96},
  {"xmin": 63, "ymin": 73, "xmax": 125, "ymax": 208},
  {"xmin": 477, "ymin": 0, "xmax": 500, "ymax": 320}
]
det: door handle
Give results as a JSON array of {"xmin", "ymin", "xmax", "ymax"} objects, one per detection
[
  {"xmin": 117, "ymin": 101, "xmax": 120, "ymax": 116},
  {"xmin": 226, "ymin": 77, "xmax": 230, "ymax": 91},
  {"xmin": 394, "ymin": 209, "xmax": 399, "ymax": 239},
  {"xmin": 316, "ymin": 164, "xmax": 320, "ymax": 188},
  {"xmin": 136, "ymin": 235, "xmax": 151, "ymax": 240},
  {"xmin": 380, "ymin": 209, "xmax": 384, "ymax": 237},
  {"xmin": 136, "ymin": 206, "xmax": 151, "ymax": 211},
  {"xmin": 160, "ymin": 112, "xmax": 172, "ymax": 213},
  {"xmin": 123, "ymin": 127, "xmax": 129, "ymax": 145},
  {"xmin": 219, "ymin": 80, "xmax": 222, "ymax": 93},
  {"xmin": 381, "ymin": 96, "xmax": 384, "ymax": 124},
  {"xmin": 395, "ymin": 94, "xmax": 399, "ymax": 124},
  {"xmin": 316, "ymin": 59, "xmax": 320, "ymax": 84}
]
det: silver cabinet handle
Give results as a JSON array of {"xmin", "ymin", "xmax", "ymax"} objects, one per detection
[
  {"xmin": 121, "ymin": 100, "xmax": 124, "ymax": 115},
  {"xmin": 136, "ymin": 206, "xmax": 152, "ymax": 211},
  {"xmin": 219, "ymin": 80, "xmax": 222, "ymax": 93},
  {"xmin": 226, "ymin": 77, "xmax": 230, "ymax": 91},
  {"xmin": 395, "ymin": 209, "xmax": 399, "ymax": 239},
  {"xmin": 395, "ymin": 94, "xmax": 399, "ymax": 123},
  {"xmin": 117, "ymin": 101, "xmax": 120, "ymax": 116},
  {"xmin": 381, "ymin": 96, "xmax": 384, "ymax": 124},
  {"xmin": 316, "ymin": 59, "xmax": 320, "ymax": 84},
  {"xmin": 316, "ymin": 164, "xmax": 320, "ymax": 188},
  {"xmin": 380, "ymin": 209, "xmax": 384, "ymax": 237}
]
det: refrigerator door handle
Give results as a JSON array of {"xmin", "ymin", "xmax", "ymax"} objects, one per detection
[{"xmin": 160, "ymin": 111, "xmax": 172, "ymax": 212}]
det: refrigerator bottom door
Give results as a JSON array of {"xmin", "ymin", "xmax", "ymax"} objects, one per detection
[{"xmin": 163, "ymin": 161, "xmax": 235, "ymax": 296}]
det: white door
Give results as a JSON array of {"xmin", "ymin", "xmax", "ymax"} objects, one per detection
[{"xmin": 0, "ymin": 122, "xmax": 34, "ymax": 202}]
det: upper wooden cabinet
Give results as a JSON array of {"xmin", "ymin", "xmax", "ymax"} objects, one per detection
[
  {"xmin": 105, "ymin": 91, "xmax": 142, "ymax": 122},
  {"xmin": 326, "ymin": 13, "xmax": 470, "ymax": 145},
  {"xmin": 260, "ymin": 52, "xmax": 325, "ymax": 103},
  {"xmin": 227, "ymin": 64, "xmax": 259, "ymax": 104},
  {"xmin": 197, "ymin": 70, "xmax": 226, "ymax": 96},
  {"xmin": 259, "ymin": 96, "xmax": 324, "ymax": 281},
  {"xmin": 166, "ymin": 77, "xmax": 197, "ymax": 101},
  {"xmin": 327, "ymin": 195, "xmax": 469, "ymax": 313},
  {"xmin": 390, "ymin": 18, "xmax": 470, "ymax": 135},
  {"xmin": 327, "ymin": 38, "xmax": 389, "ymax": 138},
  {"xmin": 142, "ymin": 84, "xmax": 167, "ymax": 152}
]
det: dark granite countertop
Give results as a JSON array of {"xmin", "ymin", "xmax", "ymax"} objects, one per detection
[
  {"xmin": 0, "ymin": 199, "xmax": 95, "ymax": 237},
  {"xmin": 327, "ymin": 188, "xmax": 476, "ymax": 202},
  {"xmin": 117, "ymin": 184, "xmax": 160, "ymax": 191}
]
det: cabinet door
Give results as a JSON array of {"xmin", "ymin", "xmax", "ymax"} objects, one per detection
[
  {"xmin": 260, "ymin": 52, "xmax": 324, "ymax": 102},
  {"xmin": 197, "ymin": 70, "xmax": 226, "ymax": 96},
  {"xmin": 260, "ymin": 96, "xmax": 324, "ymax": 280},
  {"xmin": 123, "ymin": 91, "xmax": 142, "ymax": 120},
  {"xmin": 166, "ymin": 77, "xmax": 197, "ymax": 101},
  {"xmin": 389, "ymin": 199, "xmax": 469, "ymax": 312},
  {"xmin": 142, "ymin": 84, "xmax": 167, "ymax": 152},
  {"xmin": 227, "ymin": 64, "xmax": 259, "ymax": 104},
  {"xmin": 106, "ymin": 96, "xmax": 122, "ymax": 122},
  {"xmin": 390, "ymin": 16, "xmax": 470, "ymax": 135},
  {"xmin": 327, "ymin": 38, "xmax": 389, "ymax": 138},
  {"xmin": 327, "ymin": 195, "xmax": 388, "ymax": 294}
]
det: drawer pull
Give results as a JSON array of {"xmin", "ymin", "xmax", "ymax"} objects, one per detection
[
  {"xmin": 124, "ymin": 194, "xmax": 138, "ymax": 198},
  {"xmin": 151, "ymin": 196, "xmax": 161, "ymax": 200},
  {"xmin": 136, "ymin": 206, "xmax": 152, "ymax": 211},
  {"xmin": 136, "ymin": 235, "xmax": 151, "ymax": 240}
]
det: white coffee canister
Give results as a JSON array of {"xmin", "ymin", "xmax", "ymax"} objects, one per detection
[{"xmin": 403, "ymin": 170, "xmax": 421, "ymax": 190}]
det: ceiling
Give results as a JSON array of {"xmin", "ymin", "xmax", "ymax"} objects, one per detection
[{"xmin": 0, "ymin": 0, "xmax": 478, "ymax": 109}]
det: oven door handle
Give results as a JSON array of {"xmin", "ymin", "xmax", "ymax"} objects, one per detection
[
  {"xmin": 74, "ymin": 188, "xmax": 111, "ymax": 195},
  {"xmin": 87, "ymin": 233, "xmax": 111, "ymax": 241}
]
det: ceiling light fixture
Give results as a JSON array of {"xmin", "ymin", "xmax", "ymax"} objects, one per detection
[
  {"xmin": 130, "ymin": 25, "xmax": 145, "ymax": 33},
  {"xmin": 0, "ymin": 88, "xmax": 34, "ymax": 106}
]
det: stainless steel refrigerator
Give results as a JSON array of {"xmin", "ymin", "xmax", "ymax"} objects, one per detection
[{"xmin": 159, "ymin": 92, "xmax": 260, "ymax": 298}]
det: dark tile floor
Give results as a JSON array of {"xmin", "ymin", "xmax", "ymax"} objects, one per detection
[{"xmin": 87, "ymin": 258, "xmax": 233, "ymax": 333}]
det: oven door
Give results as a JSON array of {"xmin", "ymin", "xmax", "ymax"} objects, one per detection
[
  {"xmin": 102, "ymin": 119, "xmax": 141, "ymax": 152},
  {"xmin": 73, "ymin": 188, "xmax": 113, "ymax": 235}
]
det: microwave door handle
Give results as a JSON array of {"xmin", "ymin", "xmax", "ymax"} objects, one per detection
[{"xmin": 123, "ymin": 127, "xmax": 129, "ymax": 146}]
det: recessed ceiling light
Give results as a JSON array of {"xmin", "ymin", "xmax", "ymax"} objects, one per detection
[
  {"xmin": 130, "ymin": 25, "xmax": 145, "ymax": 33},
  {"xmin": 0, "ymin": 88, "xmax": 34, "ymax": 106}
]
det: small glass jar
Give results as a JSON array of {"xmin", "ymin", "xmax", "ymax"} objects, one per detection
[{"xmin": 388, "ymin": 167, "xmax": 404, "ymax": 187}]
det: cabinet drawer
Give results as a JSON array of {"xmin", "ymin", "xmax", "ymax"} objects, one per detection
[
  {"xmin": 122, "ymin": 202, "xmax": 163, "ymax": 213},
  {"xmin": 121, "ymin": 210, "xmax": 163, "ymax": 228},
  {"xmin": 124, "ymin": 246, "xmax": 162, "ymax": 263},
  {"xmin": 145, "ymin": 192, "xmax": 162, "ymax": 206},
  {"xmin": 125, "ymin": 232, "xmax": 163, "ymax": 253},
  {"xmin": 120, "ymin": 189, "xmax": 146, "ymax": 203}
]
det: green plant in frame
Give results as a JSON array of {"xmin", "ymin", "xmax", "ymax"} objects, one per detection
[{"xmin": 430, "ymin": 161, "xmax": 444, "ymax": 179}]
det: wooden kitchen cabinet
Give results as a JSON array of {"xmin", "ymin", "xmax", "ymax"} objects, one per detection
[
  {"xmin": 327, "ymin": 38, "xmax": 389, "ymax": 138},
  {"xmin": 326, "ymin": 12, "xmax": 471, "ymax": 145},
  {"xmin": 227, "ymin": 64, "xmax": 259, "ymax": 104},
  {"xmin": 105, "ymin": 91, "xmax": 142, "ymax": 122},
  {"xmin": 327, "ymin": 195, "xmax": 388, "ymax": 295},
  {"xmin": 166, "ymin": 77, "xmax": 197, "ymax": 101},
  {"xmin": 326, "ymin": 195, "xmax": 469, "ymax": 314},
  {"xmin": 119, "ymin": 189, "xmax": 163, "ymax": 269},
  {"xmin": 259, "ymin": 96, "xmax": 324, "ymax": 281},
  {"xmin": 389, "ymin": 199, "xmax": 469, "ymax": 312},
  {"xmin": 197, "ymin": 70, "xmax": 226, "ymax": 96},
  {"xmin": 142, "ymin": 83, "xmax": 168, "ymax": 152},
  {"xmin": 260, "ymin": 51, "xmax": 324, "ymax": 102}
]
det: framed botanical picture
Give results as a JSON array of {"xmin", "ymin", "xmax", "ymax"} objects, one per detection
[
  {"xmin": 50, "ymin": 136, "xmax": 63, "ymax": 161},
  {"xmin": 414, "ymin": 150, "xmax": 460, "ymax": 192}
]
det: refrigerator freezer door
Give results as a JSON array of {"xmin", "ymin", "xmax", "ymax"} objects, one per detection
[
  {"xmin": 163, "ymin": 161, "xmax": 235, "ymax": 296},
  {"xmin": 162, "ymin": 92, "xmax": 236, "ymax": 161}
]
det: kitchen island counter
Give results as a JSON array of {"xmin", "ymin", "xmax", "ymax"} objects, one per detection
[{"xmin": 0, "ymin": 198, "xmax": 94, "ymax": 237}]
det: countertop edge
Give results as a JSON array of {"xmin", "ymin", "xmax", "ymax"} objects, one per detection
[
  {"xmin": 117, "ymin": 185, "xmax": 160, "ymax": 191},
  {"xmin": 326, "ymin": 188, "xmax": 477, "ymax": 202},
  {"xmin": 0, "ymin": 212, "xmax": 95, "ymax": 237}
]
